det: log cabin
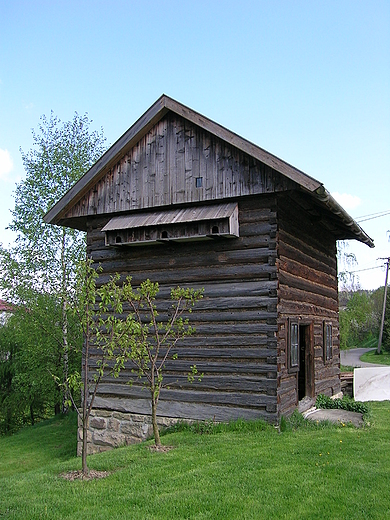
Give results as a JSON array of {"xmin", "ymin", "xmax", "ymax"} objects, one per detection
[{"xmin": 45, "ymin": 95, "xmax": 373, "ymax": 453}]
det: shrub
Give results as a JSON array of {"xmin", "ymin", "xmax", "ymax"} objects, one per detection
[{"xmin": 315, "ymin": 393, "xmax": 370, "ymax": 416}]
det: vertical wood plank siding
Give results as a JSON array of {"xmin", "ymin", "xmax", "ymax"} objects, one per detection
[
  {"xmin": 65, "ymin": 113, "xmax": 295, "ymax": 219},
  {"xmin": 276, "ymin": 193, "xmax": 341, "ymax": 417},
  {"xmin": 87, "ymin": 196, "xmax": 280, "ymax": 423}
]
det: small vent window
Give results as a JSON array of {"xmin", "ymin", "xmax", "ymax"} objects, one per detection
[
  {"xmin": 290, "ymin": 322, "xmax": 299, "ymax": 367},
  {"xmin": 195, "ymin": 177, "xmax": 203, "ymax": 188},
  {"xmin": 324, "ymin": 322, "xmax": 332, "ymax": 361},
  {"xmin": 288, "ymin": 319, "xmax": 299, "ymax": 373}
]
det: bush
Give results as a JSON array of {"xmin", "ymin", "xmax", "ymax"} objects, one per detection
[{"xmin": 315, "ymin": 393, "xmax": 370, "ymax": 416}]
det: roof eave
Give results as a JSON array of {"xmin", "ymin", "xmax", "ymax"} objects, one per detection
[{"xmin": 313, "ymin": 186, "xmax": 374, "ymax": 248}]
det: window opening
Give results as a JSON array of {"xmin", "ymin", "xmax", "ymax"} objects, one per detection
[
  {"xmin": 195, "ymin": 177, "xmax": 203, "ymax": 188},
  {"xmin": 115, "ymin": 236, "xmax": 122, "ymax": 244},
  {"xmin": 212, "ymin": 225, "xmax": 219, "ymax": 234},
  {"xmin": 161, "ymin": 230, "xmax": 168, "ymax": 239},
  {"xmin": 298, "ymin": 325, "xmax": 308, "ymax": 400},
  {"xmin": 324, "ymin": 323, "xmax": 332, "ymax": 361},
  {"xmin": 289, "ymin": 321, "xmax": 299, "ymax": 369}
]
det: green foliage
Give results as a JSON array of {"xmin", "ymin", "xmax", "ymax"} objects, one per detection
[
  {"xmin": 339, "ymin": 285, "xmax": 390, "ymax": 354},
  {"xmin": 339, "ymin": 289, "xmax": 382, "ymax": 349},
  {"xmin": 279, "ymin": 415, "xmax": 288, "ymax": 432},
  {"xmin": 187, "ymin": 364, "xmax": 203, "ymax": 384},
  {"xmin": 315, "ymin": 394, "xmax": 370, "ymax": 416},
  {"xmin": 188, "ymin": 419, "xmax": 216, "ymax": 435},
  {"xmin": 278, "ymin": 410, "xmax": 340, "ymax": 432},
  {"xmin": 164, "ymin": 418, "xmax": 270, "ymax": 436},
  {"xmin": 112, "ymin": 277, "xmax": 203, "ymax": 446},
  {"xmin": 0, "ymin": 297, "xmax": 82, "ymax": 435},
  {"xmin": 382, "ymin": 289, "xmax": 390, "ymax": 353},
  {"xmin": 283, "ymin": 410, "xmax": 308, "ymax": 430},
  {"xmin": 0, "ymin": 112, "xmax": 106, "ymax": 300},
  {"xmin": 0, "ymin": 112, "xmax": 106, "ymax": 421}
]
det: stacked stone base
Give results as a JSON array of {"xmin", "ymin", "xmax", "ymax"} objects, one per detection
[{"xmin": 77, "ymin": 410, "xmax": 183, "ymax": 456}]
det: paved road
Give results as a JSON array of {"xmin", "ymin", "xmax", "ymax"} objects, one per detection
[{"xmin": 340, "ymin": 348, "xmax": 383, "ymax": 368}]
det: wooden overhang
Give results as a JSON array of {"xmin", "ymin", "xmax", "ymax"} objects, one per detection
[
  {"xmin": 102, "ymin": 202, "xmax": 239, "ymax": 246},
  {"xmin": 44, "ymin": 94, "xmax": 374, "ymax": 249}
]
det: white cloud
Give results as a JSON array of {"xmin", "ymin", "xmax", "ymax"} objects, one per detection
[
  {"xmin": 331, "ymin": 192, "xmax": 361, "ymax": 211},
  {"xmin": 0, "ymin": 149, "xmax": 13, "ymax": 179}
]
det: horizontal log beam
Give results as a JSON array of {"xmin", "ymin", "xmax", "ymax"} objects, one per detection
[{"xmin": 93, "ymin": 396, "xmax": 278, "ymax": 423}]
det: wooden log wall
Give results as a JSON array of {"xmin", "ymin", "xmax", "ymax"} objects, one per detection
[
  {"xmin": 276, "ymin": 192, "xmax": 341, "ymax": 417},
  {"xmin": 86, "ymin": 195, "xmax": 280, "ymax": 423},
  {"xmin": 66, "ymin": 113, "xmax": 296, "ymax": 221}
]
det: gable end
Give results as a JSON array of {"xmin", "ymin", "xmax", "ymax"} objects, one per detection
[{"xmin": 61, "ymin": 113, "xmax": 298, "ymax": 225}]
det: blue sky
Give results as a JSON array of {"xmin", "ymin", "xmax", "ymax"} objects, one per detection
[{"xmin": 0, "ymin": 0, "xmax": 389, "ymax": 289}]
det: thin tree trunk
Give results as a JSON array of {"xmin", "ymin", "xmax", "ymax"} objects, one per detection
[
  {"xmin": 61, "ymin": 228, "xmax": 69, "ymax": 414},
  {"xmin": 82, "ymin": 297, "xmax": 90, "ymax": 477},
  {"xmin": 61, "ymin": 298, "xmax": 69, "ymax": 413},
  {"xmin": 6, "ymin": 405, "xmax": 12, "ymax": 433},
  {"xmin": 6, "ymin": 368, "xmax": 12, "ymax": 431},
  {"xmin": 30, "ymin": 403, "xmax": 35, "ymax": 425},
  {"xmin": 82, "ymin": 414, "xmax": 89, "ymax": 477},
  {"xmin": 151, "ymin": 392, "xmax": 161, "ymax": 446}
]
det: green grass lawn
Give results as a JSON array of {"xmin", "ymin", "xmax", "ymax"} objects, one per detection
[
  {"xmin": 1, "ymin": 405, "xmax": 390, "ymax": 519},
  {"xmin": 360, "ymin": 349, "xmax": 390, "ymax": 365}
]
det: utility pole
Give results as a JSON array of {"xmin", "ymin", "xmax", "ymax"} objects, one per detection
[{"xmin": 377, "ymin": 257, "xmax": 390, "ymax": 354}]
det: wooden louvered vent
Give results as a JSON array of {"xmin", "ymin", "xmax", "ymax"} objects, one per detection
[{"xmin": 102, "ymin": 202, "xmax": 239, "ymax": 246}]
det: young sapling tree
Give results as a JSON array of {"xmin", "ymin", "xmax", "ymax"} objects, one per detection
[
  {"xmin": 118, "ymin": 278, "xmax": 203, "ymax": 447},
  {"xmin": 65, "ymin": 261, "xmax": 134, "ymax": 477}
]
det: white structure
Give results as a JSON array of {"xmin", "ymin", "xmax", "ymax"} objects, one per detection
[
  {"xmin": 354, "ymin": 367, "xmax": 390, "ymax": 402},
  {"xmin": 0, "ymin": 300, "xmax": 13, "ymax": 326}
]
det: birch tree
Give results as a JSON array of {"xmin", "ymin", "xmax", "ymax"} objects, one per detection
[
  {"xmin": 0, "ymin": 112, "xmax": 106, "ymax": 413},
  {"xmin": 337, "ymin": 240, "xmax": 359, "ymax": 291}
]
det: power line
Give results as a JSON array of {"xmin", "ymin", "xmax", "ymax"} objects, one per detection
[
  {"xmin": 350, "ymin": 265, "xmax": 386, "ymax": 274},
  {"xmin": 355, "ymin": 210, "xmax": 390, "ymax": 223},
  {"xmin": 355, "ymin": 209, "xmax": 390, "ymax": 219}
]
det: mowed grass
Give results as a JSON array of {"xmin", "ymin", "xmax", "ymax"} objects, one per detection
[
  {"xmin": 361, "ymin": 349, "xmax": 390, "ymax": 365},
  {"xmin": 1, "ymin": 404, "xmax": 390, "ymax": 519}
]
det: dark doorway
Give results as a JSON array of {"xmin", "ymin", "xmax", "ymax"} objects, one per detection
[{"xmin": 298, "ymin": 324, "xmax": 314, "ymax": 401}]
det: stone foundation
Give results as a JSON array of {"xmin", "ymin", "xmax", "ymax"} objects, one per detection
[{"xmin": 77, "ymin": 410, "xmax": 184, "ymax": 456}]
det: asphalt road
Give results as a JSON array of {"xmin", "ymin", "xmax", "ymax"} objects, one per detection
[{"xmin": 340, "ymin": 347, "xmax": 383, "ymax": 368}]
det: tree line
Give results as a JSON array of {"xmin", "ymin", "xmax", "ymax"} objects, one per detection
[{"xmin": 339, "ymin": 287, "xmax": 390, "ymax": 352}]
